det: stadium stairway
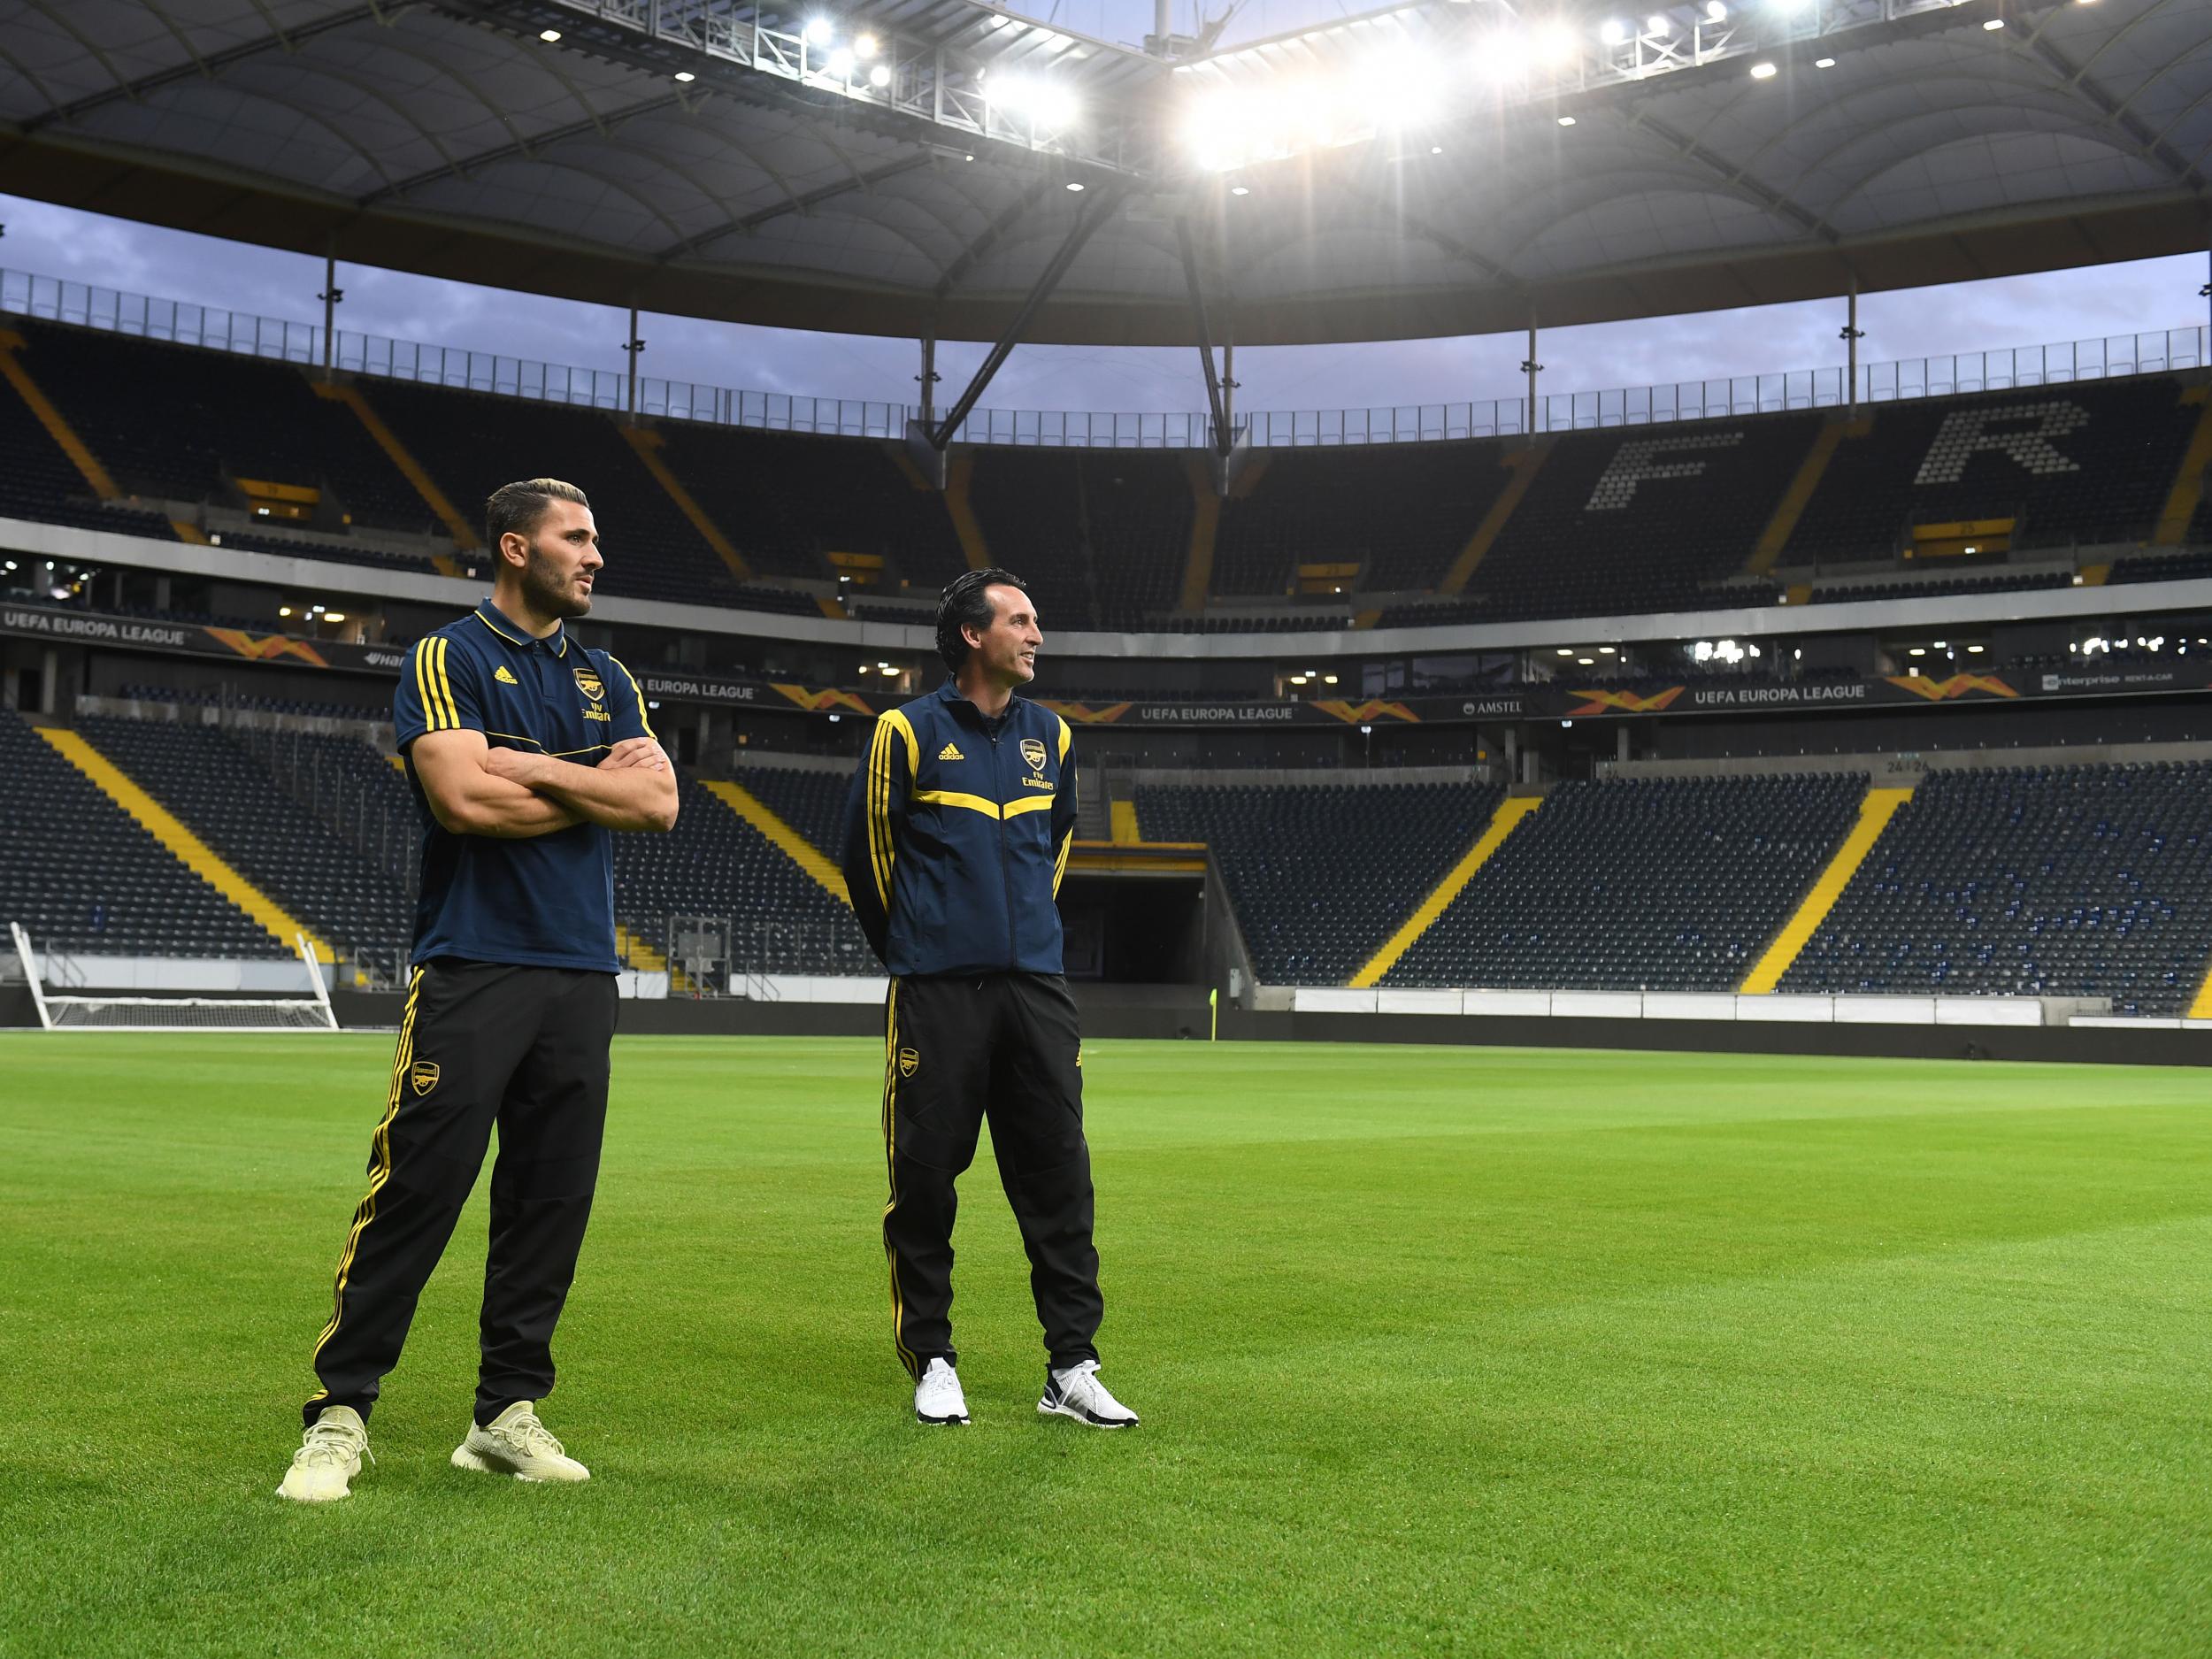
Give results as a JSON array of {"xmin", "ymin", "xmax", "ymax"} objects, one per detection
[
  {"xmin": 1745, "ymin": 417, "xmax": 1855, "ymax": 577},
  {"xmin": 1, "ymin": 710, "xmax": 284, "ymax": 960},
  {"xmin": 1348, "ymin": 795, "xmax": 1543, "ymax": 988},
  {"xmin": 2186, "ymin": 954, "xmax": 2212, "ymax": 1019},
  {"xmin": 2152, "ymin": 385, "xmax": 2212, "ymax": 547},
  {"xmin": 0, "ymin": 328, "xmax": 123, "ymax": 505},
  {"xmin": 614, "ymin": 922, "xmax": 691, "ymax": 994},
  {"xmin": 311, "ymin": 380, "xmax": 477, "ymax": 561},
  {"xmin": 618, "ymin": 426, "xmax": 753, "ymax": 582},
  {"xmin": 1178, "ymin": 454, "xmax": 1222, "ymax": 615},
  {"xmin": 37, "ymin": 726, "xmax": 329, "ymax": 960},
  {"xmin": 1440, "ymin": 443, "xmax": 1546, "ymax": 595},
  {"xmin": 699, "ymin": 780, "xmax": 850, "ymax": 904},
  {"xmin": 943, "ymin": 453, "xmax": 991, "ymax": 572},
  {"xmin": 1738, "ymin": 784, "xmax": 1916, "ymax": 994}
]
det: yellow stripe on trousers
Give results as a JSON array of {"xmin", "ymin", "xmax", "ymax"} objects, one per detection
[
  {"xmin": 880, "ymin": 979, "xmax": 917, "ymax": 1379},
  {"xmin": 308, "ymin": 969, "xmax": 426, "ymax": 1383}
]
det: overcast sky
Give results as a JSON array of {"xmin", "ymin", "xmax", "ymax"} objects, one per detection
[{"xmin": 3, "ymin": 191, "xmax": 2205, "ymax": 421}]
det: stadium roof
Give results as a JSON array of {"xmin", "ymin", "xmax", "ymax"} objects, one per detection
[{"xmin": 0, "ymin": 0, "xmax": 2206, "ymax": 348}]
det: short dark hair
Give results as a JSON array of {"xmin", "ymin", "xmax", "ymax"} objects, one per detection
[
  {"xmin": 486, "ymin": 478, "xmax": 589, "ymax": 548},
  {"xmin": 936, "ymin": 567, "xmax": 1029, "ymax": 672}
]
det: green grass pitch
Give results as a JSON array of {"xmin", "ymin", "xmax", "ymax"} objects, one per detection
[{"xmin": 4, "ymin": 1033, "xmax": 2209, "ymax": 1656}]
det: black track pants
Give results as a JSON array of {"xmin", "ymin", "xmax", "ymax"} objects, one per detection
[
  {"xmin": 879, "ymin": 972, "xmax": 1102, "ymax": 1377},
  {"xmin": 303, "ymin": 959, "xmax": 616, "ymax": 1429}
]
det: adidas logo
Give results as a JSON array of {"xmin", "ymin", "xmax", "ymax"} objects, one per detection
[
  {"xmin": 937, "ymin": 741, "xmax": 964, "ymax": 761},
  {"xmin": 493, "ymin": 665, "xmax": 518, "ymax": 686}
]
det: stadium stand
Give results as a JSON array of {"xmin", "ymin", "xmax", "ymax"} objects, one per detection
[
  {"xmin": 75, "ymin": 716, "xmax": 415, "ymax": 951},
  {"xmin": 1466, "ymin": 416, "xmax": 1822, "ymax": 620},
  {"xmin": 1783, "ymin": 380, "xmax": 2202, "ymax": 565},
  {"xmin": 2107, "ymin": 548, "xmax": 2212, "ymax": 585},
  {"xmin": 1134, "ymin": 780, "xmax": 1500, "ymax": 984},
  {"xmin": 727, "ymin": 764, "xmax": 849, "ymax": 863},
  {"xmin": 14, "ymin": 319, "xmax": 436, "ymax": 541},
  {"xmin": 1211, "ymin": 444, "xmax": 1513, "ymax": 603},
  {"xmin": 612, "ymin": 772, "xmax": 873, "ymax": 978},
  {"xmin": 0, "ymin": 345, "xmax": 178, "ymax": 541},
  {"xmin": 652, "ymin": 422, "xmax": 968, "ymax": 594},
  {"xmin": 966, "ymin": 450, "xmax": 1194, "ymax": 628},
  {"xmin": 1779, "ymin": 763, "xmax": 2212, "ymax": 1016},
  {"xmin": 0, "ymin": 709, "xmax": 285, "ymax": 958},
  {"xmin": 1805, "ymin": 570, "xmax": 2076, "ymax": 603},
  {"xmin": 361, "ymin": 380, "xmax": 754, "ymax": 609},
  {"xmin": 1384, "ymin": 774, "xmax": 1866, "ymax": 991}
]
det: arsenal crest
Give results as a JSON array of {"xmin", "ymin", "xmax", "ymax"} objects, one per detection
[
  {"xmin": 1020, "ymin": 737, "xmax": 1048, "ymax": 773},
  {"xmin": 573, "ymin": 664, "xmax": 605, "ymax": 702},
  {"xmin": 898, "ymin": 1048, "xmax": 920, "ymax": 1078},
  {"xmin": 410, "ymin": 1060, "xmax": 441, "ymax": 1096}
]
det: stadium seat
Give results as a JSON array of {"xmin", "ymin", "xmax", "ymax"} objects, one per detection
[
  {"xmin": 612, "ymin": 772, "xmax": 874, "ymax": 979},
  {"xmin": 1385, "ymin": 774, "xmax": 1866, "ymax": 992},
  {"xmin": 0, "ymin": 710, "xmax": 288, "ymax": 959},
  {"xmin": 75, "ymin": 715, "xmax": 416, "ymax": 953},
  {"xmin": 1785, "ymin": 380, "xmax": 2201, "ymax": 565},
  {"xmin": 1134, "ymin": 780, "xmax": 1500, "ymax": 984},
  {"xmin": 1781, "ymin": 762, "xmax": 2212, "ymax": 1017}
]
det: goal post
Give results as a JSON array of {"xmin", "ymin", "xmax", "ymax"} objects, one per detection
[{"xmin": 8, "ymin": 923, "xmax": 341, "ymax": 1033}]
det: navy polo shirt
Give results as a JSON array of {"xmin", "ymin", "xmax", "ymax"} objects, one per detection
[{"xmin": 393, "ymin": 599, "xmax": 653, "ymax": 973}]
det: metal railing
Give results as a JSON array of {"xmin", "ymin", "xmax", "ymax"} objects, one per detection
[{"xmin": 4, "ymin": 265, "xmax": 2203, "ymax": 452}]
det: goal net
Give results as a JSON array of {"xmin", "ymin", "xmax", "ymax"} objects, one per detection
[{"xmin": 10, "ymin": 923, "xmax": 340, "ymax": 1033}]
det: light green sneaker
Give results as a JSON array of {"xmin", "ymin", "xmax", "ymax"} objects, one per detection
[
  {"xmin": 277, "ymin": 1406, "xmax": 370, "ymax": 1502},
  {"xmin": 449, "ymin": 1402, "xmax": 590, "ymax": 1484}
]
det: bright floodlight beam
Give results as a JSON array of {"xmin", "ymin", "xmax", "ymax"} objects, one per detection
[{"xmin": 803, "ymin": 17, "xmax": 834, "ymax": 45}]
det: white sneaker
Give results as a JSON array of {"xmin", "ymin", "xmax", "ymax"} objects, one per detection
[
  {"xmin": 276, "ymin": 1406, "xmax": 370, "ymax": 1502},
  {"xmin": 1039, "ymin": 1360, "xmax": 1139, "ymax": 1429},
  {"xmin": 914, "ymin": 1357, "xmax": 970, "ymax": 1425},
  {"xmin": 450, "ymin": 1402, "xmax": 591, "ymax": 1483}
]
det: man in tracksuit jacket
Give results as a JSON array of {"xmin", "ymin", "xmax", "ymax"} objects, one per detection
[{"xmin": 841, "ymin": 567, "xmax": 1139, "ymax": 1430}]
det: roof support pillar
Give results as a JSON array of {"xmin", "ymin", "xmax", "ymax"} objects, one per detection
[
  {"xmin": 318, "ymin": 239, "xmax": 343, "ymax": 382},
  {"xmin": 1841, "ymin": 280, "xmax": 1865, "ymax": 414},
  {"xmin": 1521, "ymin": 319, "xmax": 1543, "ymax": 439},
  {"xmin": 904, "ymin": 190, "xmax": 1121, "ymax": 488}
]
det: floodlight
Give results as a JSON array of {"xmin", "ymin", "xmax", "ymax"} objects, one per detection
[
  {"xmin": 1814, "ymin": 56, "xmax": 1834, "ymax": 66},
  {"xmin": 1645, "ymin": 14, "xmax": 1671, "ymax": 35},
  {"xmin": 870, "ymin": 64, "xmax": 891, "ymax": 86},
  {"xmin": 855, "ymin": 32, "xmax": 880, "ymax": 57},
  {"xmin": 1749, "ymin": 59, "xmax": 1777, "ymax": 77},
  {"xmin": 1230, "ymin": 184, "xmax": 1251, "ymax": 196},
  {"xmin": 1064, "ymin": 180, "xmax": 1085, "ymax": 191},
  {"xmin": 804, "ymin": 17, "xmax": 834, "ymax": 45},
  {"xmin": 827, "ymin": 46, "xmax": 856, "ymax": 75},
  {"xmin": 1540, "ymin": 22, "xmax": 1579, "ymax": 61},
  {"xmin": 1557, "ymin": 113, "xmax": 1577, "ymax": 125},
  {"xmin": 1982, "ymin": 16, "xmax": 2004, "ymax": 27},
  {"xmin": 539, "ymin": 28, "xmax": 562, "ymax": 42},
  {"xmin": 674, "ymin": 70, "xmax": 695, "ymax": 81},
  {"xmin": 1033, "ymin": 83, "xmax": 1079, "ymax": 126},
  {"xmin": 1601, "ymin": 19, "xmax": 1629, "ymax": 43},
  {"xmin": 1704, "ymin": 1, "xmax": 1726, "ymax": 19}
]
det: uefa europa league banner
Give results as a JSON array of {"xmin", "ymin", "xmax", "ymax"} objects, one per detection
[{"xmin": 5, "ymin": 601, "xmax": 2208, "ymax": 726}]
